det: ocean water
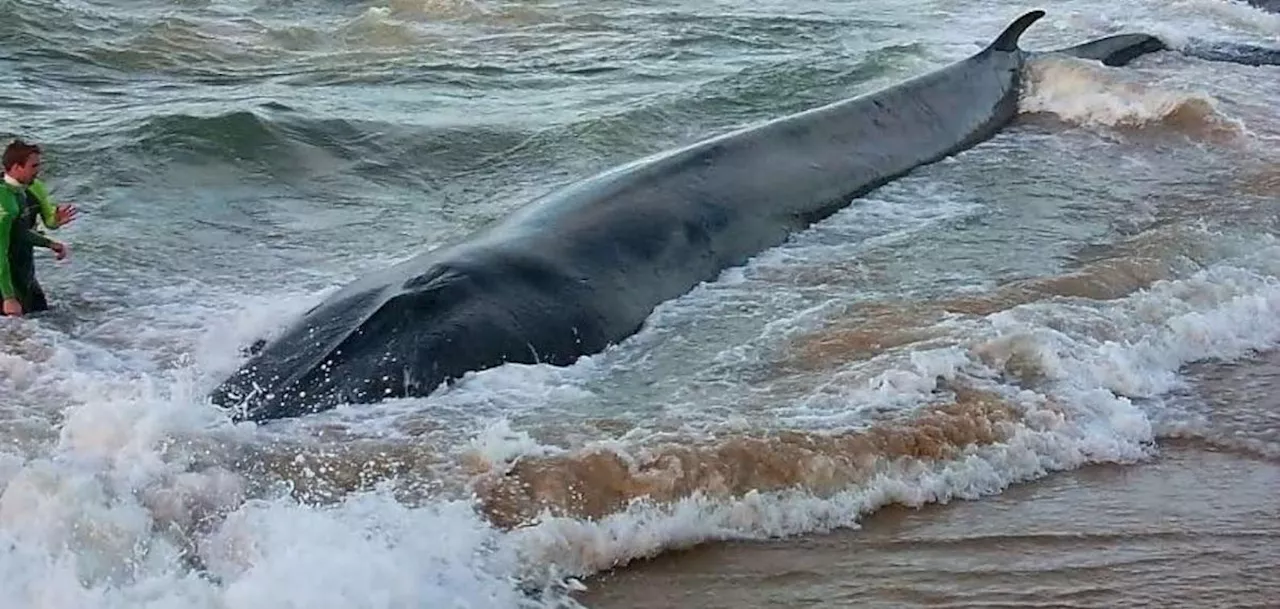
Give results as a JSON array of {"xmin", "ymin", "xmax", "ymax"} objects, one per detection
[{"xmin": 1, "ymin": 0, "xmax": 1279, "ymax": 607}]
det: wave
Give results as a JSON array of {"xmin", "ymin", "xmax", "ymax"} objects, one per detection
[
  {"xmin": 14, "ymin": 234, "xmax": 1272, "ymax": 603},
  {"xmin": 1159, "ymin": 432, "xmax": 1280, "ymax": 461},
  {"xmin": 92, "ymin": 37, "xmax": 922, "ymax": 190},
  {"xmin": 2, "ymin": 1, "xmax": 525, "ymax": 85},
  {"xmin": 1019, "ymin": 55, "xmax": 1245, "ymax": 140},
  {"xmin": 95, "ymin": 106, "xmax": 539, "ymax": 190},
  {"xmin": 427, "ymin": 228, "xmax": 1280, "ymax": 577},
  {"xmin": 471, "ymin": 384, "xmax": 1024, "ymax": 529}
]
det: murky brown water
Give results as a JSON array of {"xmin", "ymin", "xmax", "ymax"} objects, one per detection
[
  {"xmin": 579, "ymin": 444, "xmax": 1279, "ymax": 608},
  {"xmin": 577, "ymin": 343, "xmax": 1280, "ymax": 608}
]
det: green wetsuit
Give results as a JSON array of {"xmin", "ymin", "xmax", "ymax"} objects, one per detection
[{"xmin": 0, "ymin": 178, "xmax": 59, "ymax": 313}]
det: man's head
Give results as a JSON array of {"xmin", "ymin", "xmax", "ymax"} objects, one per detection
[{"xmin": 3, "ymin": 139, "xmax": 41, "ymax": 185}]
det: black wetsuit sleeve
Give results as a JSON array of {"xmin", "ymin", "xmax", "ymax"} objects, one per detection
[{"xmin": 15, "ymin": 227, "xmax": 54, "ymax": 249}]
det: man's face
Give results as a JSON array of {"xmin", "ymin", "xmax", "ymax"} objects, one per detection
[{"xmin": 9, "ymin": 154, "xmax": 39, "ymax": 184}]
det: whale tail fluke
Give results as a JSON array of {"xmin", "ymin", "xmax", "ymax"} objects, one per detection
[
  {"xmin": 1044, "ymin": 33, "xmax": 1280, "ymax": 68},
  {"xmin": 1049, "ymin": 34, "xmax": 1167, "ymax": 67},
  {"xmin": 989, "ymin": 9, "xmax": 1046, "ymax": 53}
]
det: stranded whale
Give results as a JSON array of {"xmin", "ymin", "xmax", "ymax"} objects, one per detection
[{"xmin": 210, "ymin": 11, "xmax": 1054, "ymax": 422}]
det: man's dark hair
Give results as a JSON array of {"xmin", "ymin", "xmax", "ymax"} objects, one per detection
[{"xmin": 3, "ymin": 139, "xmax": 40, "ymax": 171}]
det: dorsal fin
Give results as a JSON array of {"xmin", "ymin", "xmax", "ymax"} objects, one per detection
[{"xmin": 988, "ymin": 10, "xmax": 1046, "ymax": 53}]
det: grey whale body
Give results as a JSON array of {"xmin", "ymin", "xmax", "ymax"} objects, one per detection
[
  {"xmin": 1246, "ymin": 0, "xmax": 1280, "ymax": 12},
  {"xmin": 1048, "ymin": 32, "xmax": 1280, "ymax": 68},
  {"xmin": 211, "ymin": 11, "xmax": 1053, "ymax": 422}
]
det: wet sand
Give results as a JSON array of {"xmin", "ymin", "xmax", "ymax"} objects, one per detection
[{"xmin": 578, "ymin": 445, "xmax": 1279, "ymax": 608}]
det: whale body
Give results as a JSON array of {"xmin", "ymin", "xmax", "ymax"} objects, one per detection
[{"xmin": 211, "ymin": 11, "xmax": 1052, "ymax": 422}]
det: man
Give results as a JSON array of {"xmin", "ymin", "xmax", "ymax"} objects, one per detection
[{"xmin": 0, "ymin": 139, "xmax": 78, "ymax": 317}]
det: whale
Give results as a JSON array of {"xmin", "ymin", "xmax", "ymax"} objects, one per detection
[
  {"xmin": 1179, "ymin": 38, "xmax": 1280, "ymax": 67},
  {"xmin": 1047, "ymin": 33, "xmax": 1169, "ymax": 66},
  {"xmin": 1246, "ymin": 0, "xmax": 1280, "ymax": 12},
  {"xmin": 1044, "ymin": 32, "xmax": 1280, "ymax": 68},
  {"xmin": 210, "ymin": 11, "xmax": 1053, "ymax": 422}
]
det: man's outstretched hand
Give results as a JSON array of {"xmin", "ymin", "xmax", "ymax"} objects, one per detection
[
  {"xmin": 50, "ymin": 241, "xmax": 68, "ymax": 261},
  {"xmin": 54, "ymin": 203, "xmax": 78, "ymax": 227}
]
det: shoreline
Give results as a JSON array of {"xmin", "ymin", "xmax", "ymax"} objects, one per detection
[{"xmin": 576, "ymin": 443, "xmax": 1279, "ymax": 608}]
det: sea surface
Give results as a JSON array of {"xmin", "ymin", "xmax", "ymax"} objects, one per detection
[{"xmin": 1, "ymin": 0, "xmax": 1278, "ymax": 607}]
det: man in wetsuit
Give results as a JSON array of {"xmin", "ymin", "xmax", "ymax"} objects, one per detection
[{"xmin": 0, "ymin": 139, "xmax": 78, "ymax": 317}]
